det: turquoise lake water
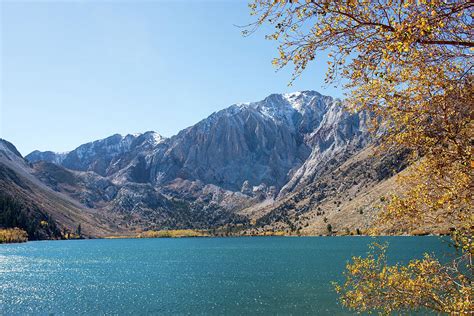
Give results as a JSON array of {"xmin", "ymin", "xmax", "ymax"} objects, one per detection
[{"xmin": 0, "ymin": 236, "xmax": 451, "ymax": 315}]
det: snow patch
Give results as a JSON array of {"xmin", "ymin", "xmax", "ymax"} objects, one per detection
[
  {"xmin": 151, "ymin": 132, "xmax": 164, "ymax": 145},
  {"xmin": 283, "ymin": 91, "xmax": 303, "ymax": 101},
  {"xmin": 236, "ymin": 102, "xmax": 250, "ymax": 107}
]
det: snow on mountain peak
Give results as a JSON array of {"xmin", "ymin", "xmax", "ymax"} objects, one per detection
[
  {"xmin": 283, "ymin": 91, "xmax": 303, "ymax": 100},
  {"xmin": 248, "ymin": 91, "xmax": 319, "ymax": 125},
  {"xmin": 150, "ymin": 132, "xmax": 164, "ymax": 145},
  {"xmin": 236, "ymin": 102, "xmax": 251, "ymax": 107},
  {"xmin": 124, "ymin": 131, "xmax": 165, "ymax": 146},
  {"xmin": 283, "ymin": 90, "xmax": 323, "ymax": 112}
]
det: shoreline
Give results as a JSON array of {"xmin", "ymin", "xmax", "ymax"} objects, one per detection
[{"xmin": 1, "ymin": 232, "xmax": 450, "ymax": 244}]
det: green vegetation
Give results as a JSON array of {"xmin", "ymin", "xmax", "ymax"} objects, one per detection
[
  {"xmin": 326, "ymin": 224, "xmax": 332, "ymax": 234},
  {"xmin": 0, "ymin": 228, "xmax": 28, "ymax": 243},
  {"xmin": 0, "ymin": 194, "xmax": 62, "ymax": 240},
  {"xmin": 76, "ymin": 224, "xmax": 81, "ymax": 237}
]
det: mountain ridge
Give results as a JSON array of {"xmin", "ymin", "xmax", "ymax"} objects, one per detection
[
  {"xmin": 26, "ymin": 91, "xmax": 366, "ymax": 194},
  {"xmin": 4, "ymin": 90, "xmax": 412, "ymax": 237}
]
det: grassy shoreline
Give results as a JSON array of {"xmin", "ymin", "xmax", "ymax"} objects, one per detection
[
  {"xmin": 103, "ymin": 229, "xmax": 448, "ymax": 240},
  {"xmin": 1, "ymin": 228, "xmax": 449, "ymax": 243},
  {"xmin": 105, "ymin": 229, "xmax": 210, "ymax": 239}
]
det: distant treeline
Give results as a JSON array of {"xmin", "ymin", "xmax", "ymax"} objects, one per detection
[
  {"xmin": 0, "ymin": 194, "xmax": 62, "ymax": 240},
  {"xmin": 138, "ymin": 229, "xmax": 210, "ymax": 238}
]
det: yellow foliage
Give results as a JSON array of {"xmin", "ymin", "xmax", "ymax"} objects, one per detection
[
  {"xmin": 334, "ymin": 243, "xmax": 473, "ymax": 315},
  {"xmin": 137, "ymin": 229, "xmax": 210, "ymax": 238},
  {"xmin": 63, "ymin": 232, "xmax": 81, "ymax": 239},
  {"xmin": 0, "ymin": 228, "xmax": 28, "ymax": 243},
  {"xmin": 251, "ymin": 230, "xmax": 286, "ymax": 236},
  {"xmin": 250, "ymin": 1, "xmax": 473, "ymax": 314},
  {"xmin": 247, "ymin": 1, "xmax": 472, "ymax": 88}
]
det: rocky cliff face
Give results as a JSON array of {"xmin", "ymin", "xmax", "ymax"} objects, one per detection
[
  {"xmin": 280, "ymin": 100, "xmax": 371, "ymax": 196},
  {"xmin": 27, "ymin": 91, "xmax": 369, "ymax": 195},
  {"xmin": 3, "ymin": 138, "xmax": 247, "ymax": 237},
  {"xmin": 27, "ymin": 131, "xmax": 165, "ymax": 177},
  {"xmin": 147, "ymin": 92, "xmax": 314, "ymax": 191},
  {"xmin": 20, "ymin": 90, "xmax": 377, "ymax": 234}
]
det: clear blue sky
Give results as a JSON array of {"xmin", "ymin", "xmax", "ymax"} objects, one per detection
[{"xmin": 1, "ymin": 0, "xmax": 344, "ymax": 156}]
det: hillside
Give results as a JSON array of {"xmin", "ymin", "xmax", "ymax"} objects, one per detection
[{"xmin": 0, "ymin": 139, "xmax": 124, "ymax": 238}]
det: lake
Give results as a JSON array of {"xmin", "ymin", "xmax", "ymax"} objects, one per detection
[{"xmin": 0, "ymin": 236, "xmax": 451, "ymax": 315}]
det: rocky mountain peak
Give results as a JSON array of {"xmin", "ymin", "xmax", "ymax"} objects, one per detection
[
  {"xmin": 25, "ymin": 131, "xmax": 166, "ymax": 176},
  {"xmin": 0, "ymin": 139, "xmax": 24, "ymax": 159},
  {"xmin": 24, "ymin": 90, "xmax": 369, "ymax": 197}
]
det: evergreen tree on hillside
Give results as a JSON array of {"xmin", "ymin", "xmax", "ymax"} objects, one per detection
[{"xmin": 0, "ymin": 194, "xmax": 62, "ymax": 240}]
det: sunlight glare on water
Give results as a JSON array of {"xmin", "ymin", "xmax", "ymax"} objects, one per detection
[{"xmin": 0, "ymin": 236, "xmax": 449, "ymax": 315}]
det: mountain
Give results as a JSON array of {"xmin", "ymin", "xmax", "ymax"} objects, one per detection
[
  {"xmin": 27, "ymin": 91, "xmax": 368, "ymax": 193},
  {"xmin": 2, "ymin": 138, "xmax": 247, "ymax": 238},
  {"xmin": 27, "ymin": 131, "xmax": 165, "ymax": 176},
  {"xmin": 16, "ymin": 90, "xmax": 410, "ymax": 237},
  {"xmin": 0, "ymin": 139, "xmax": 121, "ymax": 238},
  {"xmin": 147, "ymin": 91, "xmax": 324, "ymax": 191}
]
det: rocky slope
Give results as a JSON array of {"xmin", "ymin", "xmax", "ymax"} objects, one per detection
[
  {"xmin": 0, "ymin": 139, "xmax": 121, "ymax": 238},
  {"xmin": 27, "ymin": 91, "xmax": 369, "ymax": 193},
  {"xmin": 27, "ymin": 131, "xmax": 165, "ymax": 177},
  {"xmin": 2, "ymin": 139, "xmax": 248, "ymax": 238},
  {"xmin": 240, "ymin": 145, "xmax": 410, "ymax": 235},
  {"xmin": 15, "ymin": 90, "xmax": 404, "ymax": 236}
]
